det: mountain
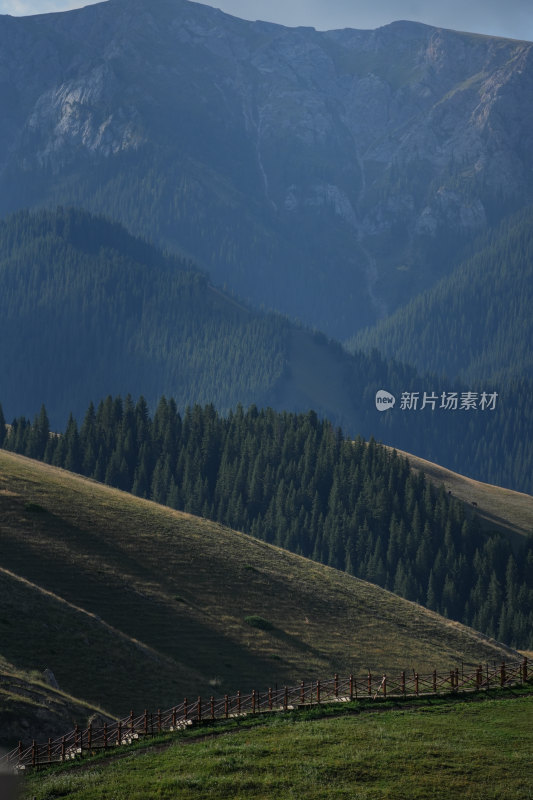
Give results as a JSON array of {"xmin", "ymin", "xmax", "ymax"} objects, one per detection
[
  {"xmin": 4, "ymin": 401, "xmax": 532, "ymax": 648},
  {"xmin": 2, "ymin": 206, "xmax": 532, "ymax": 495},
  {"xmin": 0, "ymin": 206, "xmax": 288, "ymax": 428},
  {"xmin": 0, "ymin": 447, "xmax": 520, "ymax": 744},
  {"xmin": 0, "ymin": 0, "xmax": 532, "ymax": 339},
  {"xmin": 349, "ymin": 206, "xmax": 533, "ymax": 383},
  {"xmin": 0, "ymin": 205, "xmax": 396, "ymax": 435}
]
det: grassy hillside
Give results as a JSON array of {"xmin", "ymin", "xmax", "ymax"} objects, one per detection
[
  {"xmin": 0, "ymin": 657, "xmax": 114, "ymax": 750},
  {"xmin": 393, "ymin": 447, "xmax": 533, "ymax": 548},
  {"xmin": 0, "ymin": 450, "xmax": 518, "ymax": 725},
  {"xmin": 21, "ymin": 692, "xmax": 533, "ymax": 800},
  {"xmin": 7, "ymin": 398, "xmax": 531, "ymax": 647}
]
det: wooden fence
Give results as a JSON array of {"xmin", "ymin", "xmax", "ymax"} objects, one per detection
[{"xmin": 1, "ymin": 658, "xmax": 528, "ymax": 773}]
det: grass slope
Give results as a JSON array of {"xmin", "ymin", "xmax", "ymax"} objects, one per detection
[
  {"xmin": 0, "ymin": 450, "xmax": 518, "ymax": 723},
  {"xmin": 389, "ymin": 447, "xmax": 533, "ymax": 548},
  {"xmin": 21, "ymin": 692, "xmax": 533, "ymax": 800},
  {"xmin": 0, "ymin": 658, "xmax": 113, "ymax": 749}
]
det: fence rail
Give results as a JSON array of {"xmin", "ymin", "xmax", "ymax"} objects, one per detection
[{"xmin": 1, "ymin": 658, "xmax": 528, "ymax": 773}]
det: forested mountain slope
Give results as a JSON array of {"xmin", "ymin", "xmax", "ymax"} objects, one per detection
[
  {"xmin": 349, "ymin": 206, "xmax": 533, "ymax": 382},
  {"xmin": 3, "ymin": 401, "xmax": 531, "ymax": 648},
  {"xmin": 385, "ymin": 446, "xmax": 533, "ymax": 548},
  {"xmin": 0, "ymin": 0, "xmax": 532, "ymax": 338},
  {"xmin": 2, "ymin": 207, "xmax": 532, "ymax": 493},
  {"xmin": 0, "ymin": 207, "xmax": 288, "ymax": 426}
]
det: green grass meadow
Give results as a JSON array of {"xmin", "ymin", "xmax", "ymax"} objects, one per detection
[{"xmin": 21, "ymin": 692, "xmax": 533, "ymax": 800}]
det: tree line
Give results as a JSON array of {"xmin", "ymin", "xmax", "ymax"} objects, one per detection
[
  {"xmin": 2, "ymin": 397, "xmax": 531, "ymax": 649},
  {"xmin": 1, "ymin": 206, "xmax": 531, "ymax": 496},
  {"xmin": 350, "ymin": 204, "xmax": 533, "ymax": 385}
]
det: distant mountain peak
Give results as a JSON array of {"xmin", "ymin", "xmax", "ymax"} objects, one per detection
[{"xmin": 0, "ymin": 0, "xmax": 532, "ymax": 340}]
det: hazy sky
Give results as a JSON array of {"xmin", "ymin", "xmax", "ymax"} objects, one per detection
[{"xmin": 1, "ymin": 0, "xmax": 532, "ymax": 42}]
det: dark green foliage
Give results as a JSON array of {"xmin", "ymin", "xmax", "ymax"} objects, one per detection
[
  {"xmin": 0, "ymin": 207, "xmax": 288, "ymax": 428},
  {"xmin": 360, "ymin": 372, "xmax": 533, "ymax": 495},
  {"xmin": 4, "ymin": 397, "xmax": 532, "ymax": 648},
  {"xmin": 0, "ymin": 206, "xmax": 531, "ymax": 494},
  {"xmin": 350, "ymin": 205, "xmax": 533, "ymax": 384}
]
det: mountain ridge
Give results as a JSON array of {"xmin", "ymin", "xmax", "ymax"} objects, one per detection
[{"xmin": 1, "ymin": 0, "xmax": 532, "ymax": 338}]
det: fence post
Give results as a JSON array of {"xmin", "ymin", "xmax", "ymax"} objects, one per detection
[
  {"xmin": 32, "ymin": 740, "xmax": 36, "ymax": 768},
  {"xmin": 117, "ymin": 721, "xmax": 122, "ymax": 746},
  {"xmin": 130, "ymin": 710, "xmax": 134, "ymax": 733},
  {"xmin": 144, "ymin": 710, "xmax": 148, "ymax": 735},
  {"xmin": 158, "ymin": 709, "xmax": 162, "ymax": 733},
  {"xmin": 268, "ymin": 688, "xmax": 272, "ymax": 711},
  {"xmin": 401, "ymin": 671, "xmax": 405, "ymax": 696},
  {"xmin": 172, "ymin": 707, "xmax": 177, "ymax": 729},
  {"xmin": 75, "ymin": 724, "xmax": 79, "ymax": 750},
  {"xmin": 476, "ymin": 665, "xmax": 482, "ymax": 690},
  {"xmin": 334, "ymin": 673, "xmax": 339, "ymax": 698},
  {"xmin": 88, "ymin": 724, "xmax": 92, "ymax": 750},
  {"xmin": 104, "ymin": 723, "xmax": 108, "ymax": 750},
  {"xmin": 184, "ymin": 698, "xmax": 188, "ymax": 722},
  {"xmin": 349, "ymin": 674, "xmax": 354, "ymax": 701},
  {"xmin": 450, "ymin": 670, "xmax": 455, "ymax": 692},
  {"xmin": 368, "ymin": 672, "xmax": 372, "ymax": 696},
  {"xmin": 500, "ymin": 662, "xmax": 506, "ymax": 688},
  {"xmin": 432, "ymin": 670, "xmax": 437, "ymax": 694},
  {"xmin": 225, "ymin": 694, "xmax": 229, "ymax": 719},
  {"xmin": 300, "ymin": 681, "xmax": 305, "ymax": 705},
  {"xmin": 383, "ymin": 675, "xmax": 387, "ymax": 699},
  {"xmin": 211, "ymin": 696, "xmax": 215, "ymax": 720},
  {"xmin": 252, "ymin": 690, "xmax": 256, "ymax": 714},
  {"xmin": 317, "ymin": 680, "xmax": 321, "ymax": 704},
  {"xmin": 522, "ymin": 657, "xmax": 528, "ymax": 683},
  {"xmin": 415, "ymin": 673, "xmax": 419, "ymax": 696},
  {"xmin": 61, "ymin": 736, "xmax": 66, "ymax": 761},
  {"xmin": 237, "ymin": 690, "xmax": 241, "ymax": 714},
  {"xmin": 284, "ymin": 686, "xmax": 288, "ymax": 711},
  {"xmin": 48, "ymin": 738, "xmax": 52, "ymax": 763},
  {"xmin": 198, "ymin": 697, "xmax": 202, "ymax": 722},
  {"xmin": 18, "ymin": 742, "xmax": 22, "ymax": 768}
]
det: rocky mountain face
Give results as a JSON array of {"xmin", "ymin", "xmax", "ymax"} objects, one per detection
[{"xmin": 0, "ymin": 0, "xmax": 532, "ymax": 337}]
